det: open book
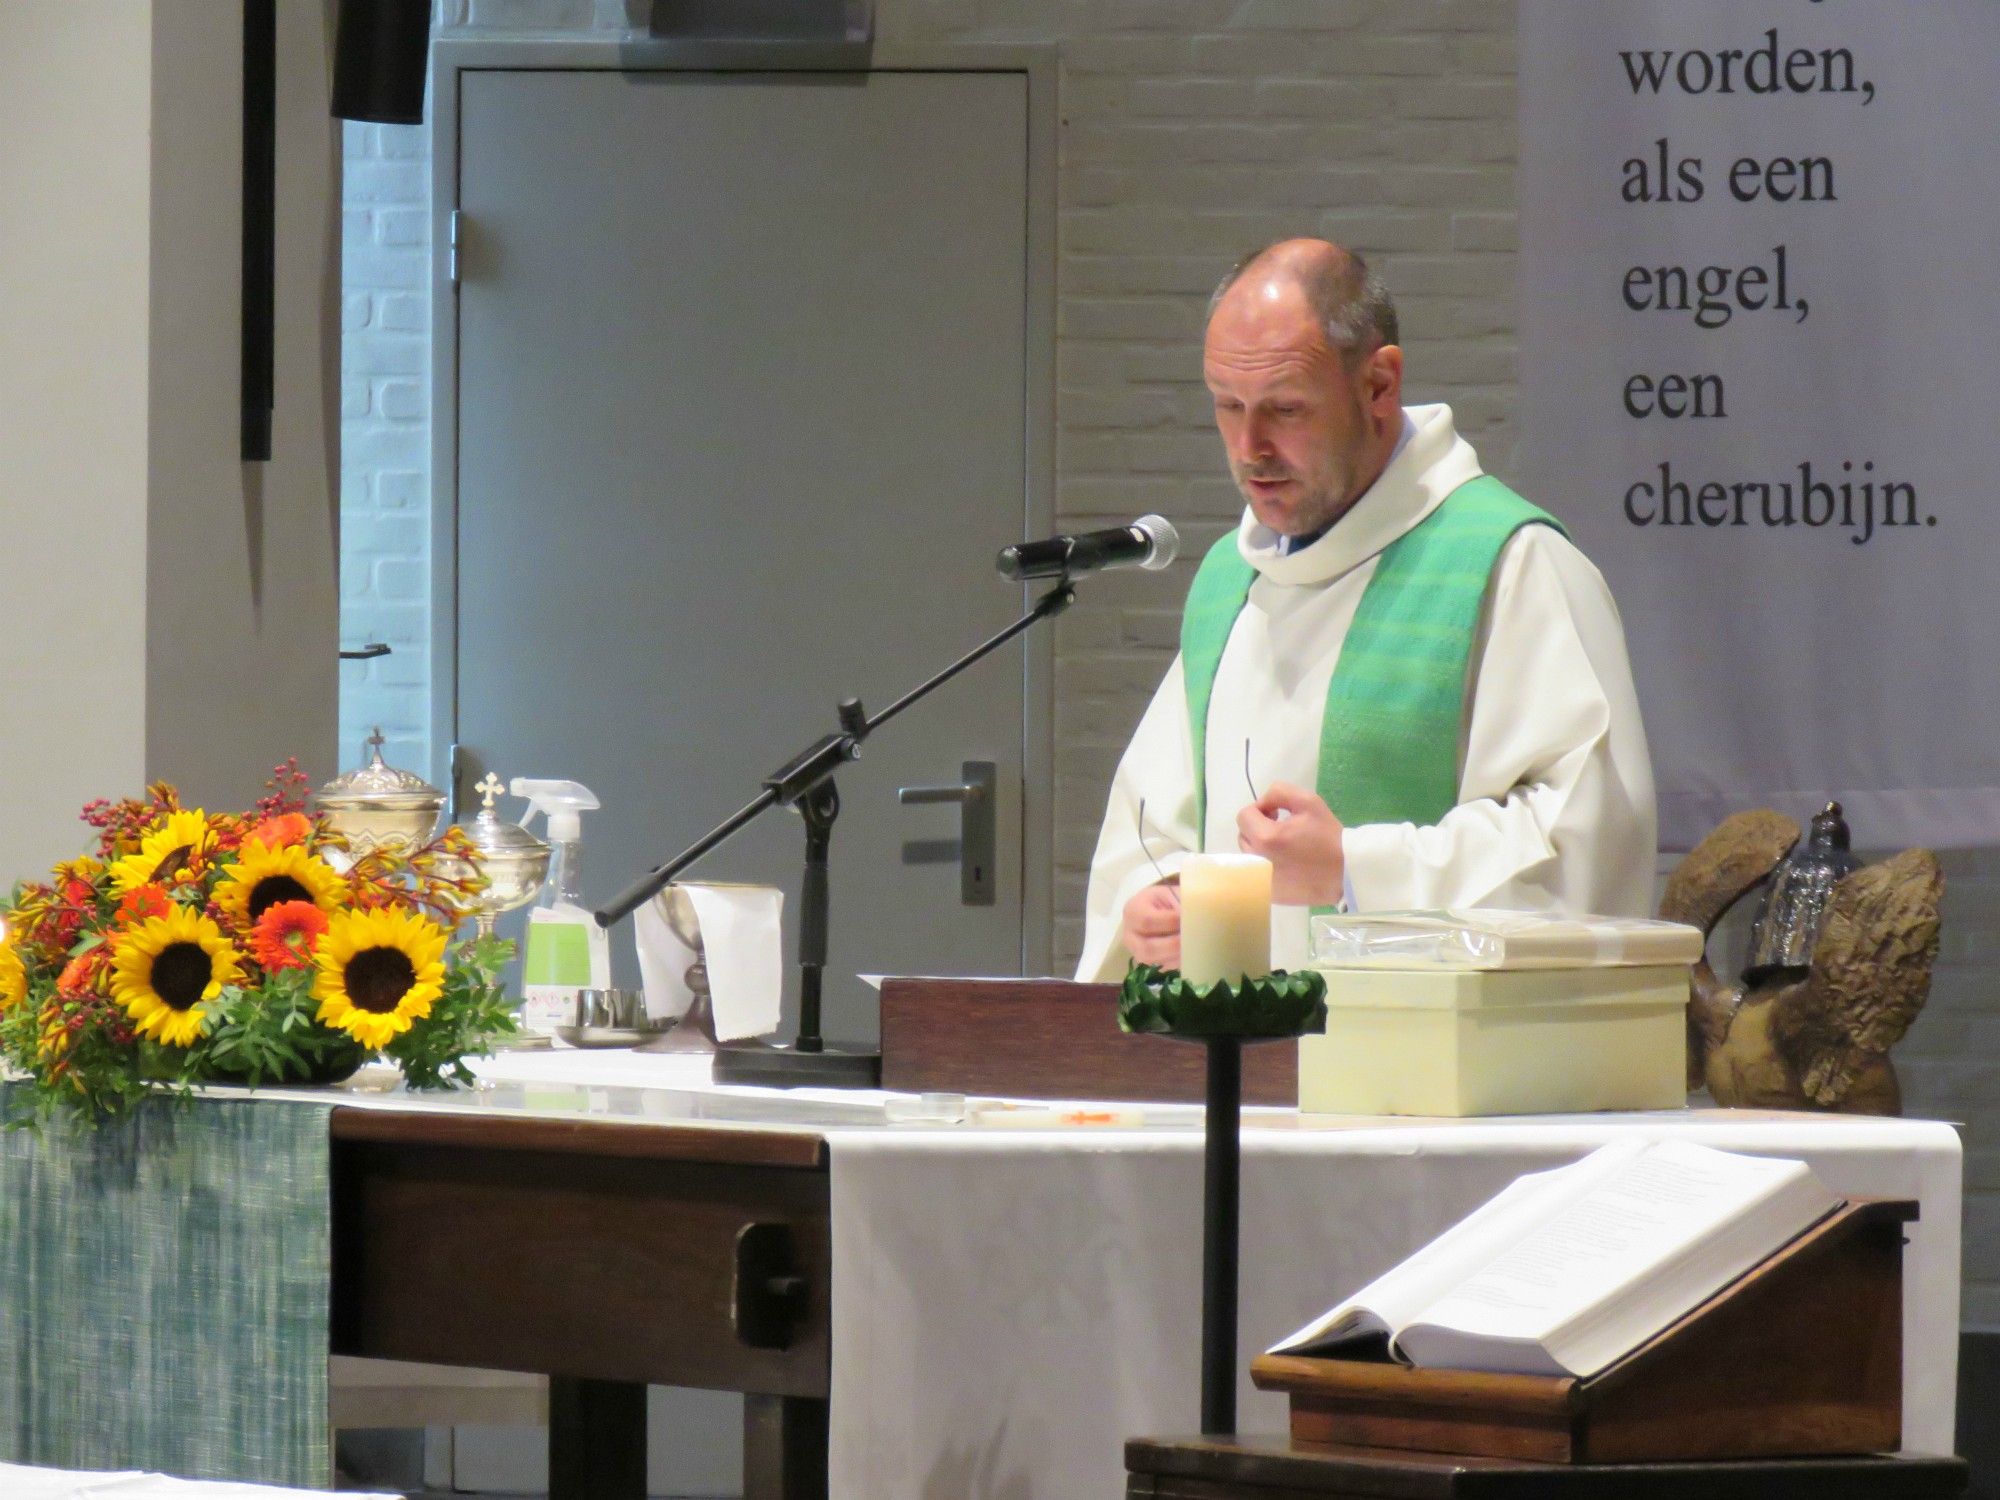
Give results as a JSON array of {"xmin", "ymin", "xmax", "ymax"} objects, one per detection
[{"xmin": 1270, "ymin": 1139, "xmax": 1842, "ymax": 1379}]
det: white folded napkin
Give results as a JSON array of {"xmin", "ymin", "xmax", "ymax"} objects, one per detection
[{"xmin": 636, "ymin": 883, "xmax": 785, "ymax": 1042}]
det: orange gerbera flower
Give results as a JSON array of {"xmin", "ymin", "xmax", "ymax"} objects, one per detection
[
  {"xmin": 118, "ymin": 884, "xmax": 173, "ymax": 925},
  {"xmin": 57, "ymin": 952, "xmax": 106, "ymax": 998},
  {"xmin": 249, "ymin": 900, "xmax": 330, "ymax": 972},
  {"xmin": 248, "ymin": 812, "xmax": 313, "ymax": 850}
]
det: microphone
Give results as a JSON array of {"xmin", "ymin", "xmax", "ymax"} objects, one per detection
[{"xmin": 996, "ymin": 515, "xmax": 1180, "ymax": 581}]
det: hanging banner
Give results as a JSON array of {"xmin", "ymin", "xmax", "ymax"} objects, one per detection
[{"xmin": 1519, "ymin": 0, "xmax": 2000, "ymax": 850}]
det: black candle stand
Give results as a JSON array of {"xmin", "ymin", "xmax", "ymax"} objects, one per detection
[{"xmin": 1119, "ymin": 964, "xmax": 1327, "ymax": 1434}]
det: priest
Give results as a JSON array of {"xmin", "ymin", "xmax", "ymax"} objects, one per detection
[{"xmin": 1076, "ymin": 239, "xmax": 1656, "ymax": 981}]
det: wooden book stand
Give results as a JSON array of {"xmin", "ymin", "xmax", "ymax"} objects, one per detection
[
  {"xmin": 877, "ymin": 977, "xmax": 1297, "ymax": 1105},
  {"xmin": 1249, "ymin": 1199, "xmax": 1912, "ymax": 1465}
]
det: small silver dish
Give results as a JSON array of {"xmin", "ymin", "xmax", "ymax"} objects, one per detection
[{"xmin": 556, "ymin": 988, "xmax": 670, "ymax": 1049}]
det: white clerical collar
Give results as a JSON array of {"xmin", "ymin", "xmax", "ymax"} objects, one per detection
[{"xmin": 1237, "ymin": 404, "xmax": 1484, "ymax": 588}]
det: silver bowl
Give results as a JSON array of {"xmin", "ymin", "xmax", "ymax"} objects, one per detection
[
  {"xmin": 556, "ymin": 988, "xmax": 670, "ymax": 1049},
  {"xmin": 316, "ymin": 730, "xmax": 446, "ymax": 856}
]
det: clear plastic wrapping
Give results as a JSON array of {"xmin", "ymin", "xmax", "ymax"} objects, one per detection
[{"xmin": 1309, "ymin": 908, "xmax": 1706, "ymax": 971}]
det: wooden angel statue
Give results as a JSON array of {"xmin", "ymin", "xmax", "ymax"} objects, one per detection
[{"xmin": 1659, "ymin": 802, "xmax": 1943, "ymax": 1116}]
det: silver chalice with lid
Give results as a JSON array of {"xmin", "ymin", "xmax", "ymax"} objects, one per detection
[{"xmin": 454, "ymin": 773, "xmax": 552, "ymax": 939}]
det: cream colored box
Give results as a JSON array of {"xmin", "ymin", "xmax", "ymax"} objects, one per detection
[{"xmin": 1298, "ymin": 965, "xmax": 1689, "ymax": 1117}]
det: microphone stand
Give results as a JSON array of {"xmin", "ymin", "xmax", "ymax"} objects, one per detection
[{"xmin": 596, "ymin": 575, "xmax": 1078, "ymax": 1087}]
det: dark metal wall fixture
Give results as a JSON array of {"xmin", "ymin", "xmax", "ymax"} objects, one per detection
[
  {"xmin": 241, "ymin": 0, "xmax": 276, "ymax": 462},
  {"xmin": 331, "ymin": 0, "xmax": 433, "ymax": 126},
  {"xmin": 647, "ymin": 0, "xmax": 875, "ymax": 41}
]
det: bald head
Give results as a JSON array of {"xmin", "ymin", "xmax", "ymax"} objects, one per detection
[
  {"xmin": 1208, "ymin": 239, "xmax": 1399, "ymax": 368},
  {"xmin": 1202, "ymin": 239, "xmax": 1405, "ymax": 537}
]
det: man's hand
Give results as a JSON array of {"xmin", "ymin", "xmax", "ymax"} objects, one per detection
[
  {"xmin": 1122, "ymin": 882, "xmax": 1182, "ymax": 968},
  {"xmin": 1237, "ymin": 782, "xmax": 1345, "ymax": 906}
]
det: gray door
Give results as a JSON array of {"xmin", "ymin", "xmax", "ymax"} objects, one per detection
[{"xmin": 452, "ymin": 68, "xmax": 1034, "ymax": 1043}]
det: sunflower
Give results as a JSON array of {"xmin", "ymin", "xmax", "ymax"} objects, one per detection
[
  {"xmin": 313, "ymin": 906, "xmax": 448, "ymax": 1050},
  {"xmin": 110, "ymin": 907, "xmax": 243, "ymax": 1048},
  {"xmin": 0, "ymin": 940, "xmax": 25, "ymax": 1013},
  {"xmin": 109, "ymin": 811, "xmax": 215, "ymax": 893},
  {"xmin": 250, "ymin": 900, "xmax": 330, "ymax": 972},
  {"xmin": 212, "ymin": 839, "xmax": 345, "ymax": 931},
  {"xmin": 53, "ymin": 855, "xmax": 105, "ymax": 887}
]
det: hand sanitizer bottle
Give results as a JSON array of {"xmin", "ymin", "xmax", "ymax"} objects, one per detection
[{"xmin": 511, "ymin": 778, "xmax": 610, "ymax": 1042}]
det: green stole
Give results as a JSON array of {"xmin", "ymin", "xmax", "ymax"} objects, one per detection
[{"xmin": 1182, "ymin": 474, "xmax": 1565, "ymax": 845}]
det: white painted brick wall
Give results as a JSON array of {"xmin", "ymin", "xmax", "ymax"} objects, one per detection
[
  {"xmin": 887, "ymin": 0, "xmax": 1526, "ymax": 969},
  {"xmin": 341, "ymin": 0, "xmax": 1995, "ymax": 1321},
  {"xmin": 340, "ymin": 118, "xmax": 433, "ymax": 777}
]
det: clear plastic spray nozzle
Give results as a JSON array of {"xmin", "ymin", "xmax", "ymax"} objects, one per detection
[{"xmin": 510, "ymin": 779, "xmax": 600, "ymax": 845}]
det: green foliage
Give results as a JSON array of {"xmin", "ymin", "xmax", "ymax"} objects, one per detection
[
  {"xmin": 1117, "ymin": 962, "xmax": 1328, "ymax": 1040},
  {"xmin": 386, "ymin": 934, "xmax": 520, "ymax": 1090},
  {"xmin": 202, "ymin": 966, "xmax": 368, "ymax": 1087},
  {"xmin": 1, "ymin": 971, "xmax": 152, "ymax": 1128}
]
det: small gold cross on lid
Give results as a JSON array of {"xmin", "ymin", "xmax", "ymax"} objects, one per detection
[{"xmin": 475, "ymin": 772, "xmax": 506, "ymax": 811}]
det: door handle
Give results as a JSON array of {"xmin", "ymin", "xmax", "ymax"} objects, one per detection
[
  {"xmin": 897, "ymin": 760, "xmax": 996, "ymax": 906},
  {"xmin": 733, "ymin": 1222, "xmax": 809, "ymax": 1351}
]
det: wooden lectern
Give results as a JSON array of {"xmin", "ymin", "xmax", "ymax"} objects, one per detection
[
  {"xmin": 1125, "ymin": 1436, "xmax": 1969, "ymax": 1499},
  {"xmin": 1249, "ymin": 1199, "xmax": 1913, "ymax": 1465},
  {"xmin": 878, "ymin": 977, "xmax": 1297, "ymax": 1105}
]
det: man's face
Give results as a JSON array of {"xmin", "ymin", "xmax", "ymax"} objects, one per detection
[{"xmin": 1203, "ymin": 281, "xmax": 1386, "ymax": 537}]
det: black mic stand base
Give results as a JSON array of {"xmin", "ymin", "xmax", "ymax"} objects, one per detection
[{"xmin": 712, "ymin": 1039, "xmax": 883, "ymax": 1089}]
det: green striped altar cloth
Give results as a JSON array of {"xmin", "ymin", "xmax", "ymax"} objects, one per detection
[{"xmin": 0, "ymin": 1090, "xmax": 333, "ymax": 1488}]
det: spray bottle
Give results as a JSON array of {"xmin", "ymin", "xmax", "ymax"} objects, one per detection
[{"xmin": 511, "ymin": 778, "xmax": 610, "ymax": 1041}]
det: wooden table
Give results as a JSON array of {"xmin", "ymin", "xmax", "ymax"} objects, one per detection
[
  {"xmin": 328, "ymin": 1106, "xmax": 832, "ymax": 1500},
  {"xmin": 1127, "ymin": 1435, "xmax": 1971, "ymax": 1499}
]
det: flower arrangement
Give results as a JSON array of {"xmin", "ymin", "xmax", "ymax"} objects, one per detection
[{"xmin": 0, "ymin": 762, "xmax": 517, "ymax": 1121}]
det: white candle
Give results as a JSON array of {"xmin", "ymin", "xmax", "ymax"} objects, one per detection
[{"xmin": 1178, "ymin": 853, "xmax": 1273, "ymax": 987}]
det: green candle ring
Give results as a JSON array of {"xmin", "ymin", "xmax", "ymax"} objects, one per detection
[{"xmin": 1117, "ymin": 963, "xmax": 1328, "ymax": 1041}]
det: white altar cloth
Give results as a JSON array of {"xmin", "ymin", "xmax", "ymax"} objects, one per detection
[
  {"xmin": 825, "ymin": 1112, "xmax": 1960, "ymax": 1498},
  {"xmin": 0, "ymin": 1462, "xmax": 397, "ymax": 1499},
  {"xmin": 458, "ymin": 1054, "xmax": 1962, "ymax": 1500}
]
